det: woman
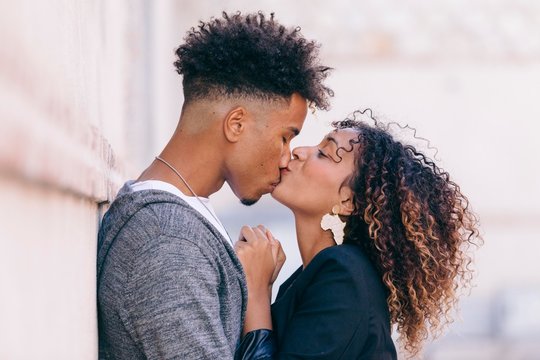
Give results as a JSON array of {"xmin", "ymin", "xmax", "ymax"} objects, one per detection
[{"xmin": 234, "ymin": 112, "xmax": 480, "ymax": 359}]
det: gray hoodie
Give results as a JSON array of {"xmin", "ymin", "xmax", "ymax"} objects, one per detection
[{"xmin": 97, "ymin": 182, "xmax": 247, "ymax": 359}]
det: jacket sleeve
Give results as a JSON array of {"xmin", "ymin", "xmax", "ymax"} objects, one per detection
[
  {"xmin": 276, "ymin": 256, "xmax": 369, "ymax": 359},
  {"xmin": 122, "ymin": 235, "xmax": 234, "ymax": 359},
  {"xmin": 234, "ymin": 329, "xmax": 276, "ymax": 360}
]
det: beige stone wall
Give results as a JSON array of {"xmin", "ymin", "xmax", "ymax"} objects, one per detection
[{"xmin": 0, "ymin": 1, "xmax": 155, "ymax": 358}]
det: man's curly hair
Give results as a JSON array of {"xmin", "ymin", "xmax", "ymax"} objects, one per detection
[
  {"xmin": 174, "ymin": 11, "xmax": 333, "ymax": 109},
  {"xmin": 333, "ymin": 111, "xmax": 481, "ymax": 357}
]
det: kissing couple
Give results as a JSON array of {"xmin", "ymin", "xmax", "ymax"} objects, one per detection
[{"xmin": 97, "ymin": 11, "xmax": 480, "ymax": 360}]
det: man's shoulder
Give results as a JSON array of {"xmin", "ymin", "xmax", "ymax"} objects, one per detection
[
  {"xmin": 99, "ymin": 195, "xmax": 219, "ymax": 265},
  {"xmin": 107, "ymin": 183, "xmax": 217, "ymax": 232},
  {"xmin": 99, "ymin": 188, "xmax": 236, "ymax": 277},
  {"xmin": 145, "ymin": 199, "xmax": 208, "ymax": 225},
  {"xmin": 109, "ymin": 192, "xmax": 217, "ymax": 239},
  {"xmin": 145, "ymin": 200, "xmax": 226, "ymax": 246}
]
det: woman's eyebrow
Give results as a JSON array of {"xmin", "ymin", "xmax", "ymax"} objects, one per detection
[
  {"xmin": 322, "ymin": 135, "xmax": 352, "ymax": 163},
  {"xmin": 324, "ymin": 135, "xmax": 339, "ymax": 147}
]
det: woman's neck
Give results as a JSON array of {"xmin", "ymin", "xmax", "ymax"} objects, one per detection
[{"xmin": 294, "ymin": 213, "xmax": 336, "ymax": 268}]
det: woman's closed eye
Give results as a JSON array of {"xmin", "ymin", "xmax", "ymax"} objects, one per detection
[
  {"xmin": 317, "ymin": 147, "xmax": 342, "ymax": 163},
  {"xmin": 317, "ymin": 149, "xmax": 328, "ymax": 158}
]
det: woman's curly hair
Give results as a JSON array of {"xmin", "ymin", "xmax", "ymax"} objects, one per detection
[
  {"xmin": 335, "ymin": 110, "xmax": 481, "ymax": 357},
  {"xmin": 174, "ymin": 11, "xmax": 333, "ymax": 109}
]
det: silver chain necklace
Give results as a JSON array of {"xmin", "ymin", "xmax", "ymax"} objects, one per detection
[{"xmin": 155, "ymin": 156, "xmax": 229, "ymax": 240}]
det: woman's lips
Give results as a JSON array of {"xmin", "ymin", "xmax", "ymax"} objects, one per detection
[{"xmin": 280, "ymin": 167, "xmax": 291, "ymax": 175}]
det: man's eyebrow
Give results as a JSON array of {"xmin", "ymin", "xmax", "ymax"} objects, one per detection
[{"xmin": 288, "ymin": 127, "xmax": 300, "ymax": 136}]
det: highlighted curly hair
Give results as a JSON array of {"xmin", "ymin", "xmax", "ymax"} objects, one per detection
[
  {"xmin": 335, "ymin": 111, "xmax": 481, "ymax": 357},
  {"xmin": 174, "ymin": 11, "xmax": 333, "ymax": 109}
]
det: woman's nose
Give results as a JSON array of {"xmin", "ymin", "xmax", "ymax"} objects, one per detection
[{"xmin": 291, "ymin": 146, "xmax": 309, "ymax": 161}]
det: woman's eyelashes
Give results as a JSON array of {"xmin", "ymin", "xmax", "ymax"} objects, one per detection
[
  {"xmin": 317, "ymin": 149, "xmax": 327, "ymax": 158},
  {"xmin": 317, "ymin": 147, "xmax": 342, "ymax": 163}
]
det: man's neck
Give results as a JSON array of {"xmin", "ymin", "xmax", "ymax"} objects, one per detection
[{"xmin": 137, "ymin": 135, "xmax": 225, "ymax": 198}]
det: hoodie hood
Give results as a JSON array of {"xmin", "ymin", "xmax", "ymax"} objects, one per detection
[{"xmin": 96, "ymin": 181, "xmax": 227, "ymax": 281}]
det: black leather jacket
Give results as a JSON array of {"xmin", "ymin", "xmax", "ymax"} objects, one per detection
[{"xmin": 234, "ymin": 329, "xmax": 276, "ymax": 360}]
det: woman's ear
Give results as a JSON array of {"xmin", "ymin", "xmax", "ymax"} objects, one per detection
[
  {"xmin": 338, "ymin": 186, "xmax": 355, "ymax": 216},
  {"xmin": 223, "ymin": 106, "xmax": 247, "ymax": 143}
]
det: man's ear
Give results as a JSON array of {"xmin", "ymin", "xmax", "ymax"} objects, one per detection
[
  {"xmin": 338, "ymin": 186, "xmax": 355, "ymax": 216},
  {"xmin": 223, "ymin": 106, "xmax": 247, "ymax": 143}
]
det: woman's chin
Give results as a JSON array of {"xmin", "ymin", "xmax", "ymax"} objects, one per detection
[
  {"xmin": 270, "ymin": 185, "xmax": 282, "ymax": 200},
  {"xmin": 270, "ymin": 185, "xmax": 290, "ymax": 206}
]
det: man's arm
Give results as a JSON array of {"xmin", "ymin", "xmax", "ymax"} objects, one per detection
[{"xmin": 122, "ymin": 235, "xmax": 232, "ymax": 359}]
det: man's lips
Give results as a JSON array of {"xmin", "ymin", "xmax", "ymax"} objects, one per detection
[
  {"xmin": 270, "ymin": 175, "xmax": 284, "ymax": 188},
  {"xmin": 271, "ymin": 168, "xmax": 292, "ymax": 189}
]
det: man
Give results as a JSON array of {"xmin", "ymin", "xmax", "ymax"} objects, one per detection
[{"xmin": 97, "ymin": 12, "xmax": 332, "ymax": 359}]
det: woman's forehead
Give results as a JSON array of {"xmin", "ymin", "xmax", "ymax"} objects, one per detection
[
  {"xmin": 325, "ymin": 128, "xmax": 359, "ymax": 146},
  {"xmin": 321, "ymin": 128, "xmax": 360, "ymax": 163}
]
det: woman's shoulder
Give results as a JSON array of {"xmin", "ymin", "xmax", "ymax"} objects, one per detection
[
  {"xmin": 306, "ymin": 243, "xmax": 389, "ymax": 309},
  {"xmin": 299, "ymin": 244, "xmax": 377, "ymax": 285},
  {"xmin": 310, "ymin": 243, "xmax": 371, "ymax": 269}
]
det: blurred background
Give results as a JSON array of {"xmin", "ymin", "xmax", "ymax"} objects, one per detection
[{"xmin": 1, "ymin": 0, "xmax": 539, "ymax": 359}]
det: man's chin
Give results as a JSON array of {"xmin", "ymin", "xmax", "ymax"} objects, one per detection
[{"xmin": 240, "ymin": 197, "xmax": 259, "ymax": 206}]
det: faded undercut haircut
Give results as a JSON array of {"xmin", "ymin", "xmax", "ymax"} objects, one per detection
[{"xmin": 174, "ymin": 11, "xmax": 333, "ymax": 109}]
